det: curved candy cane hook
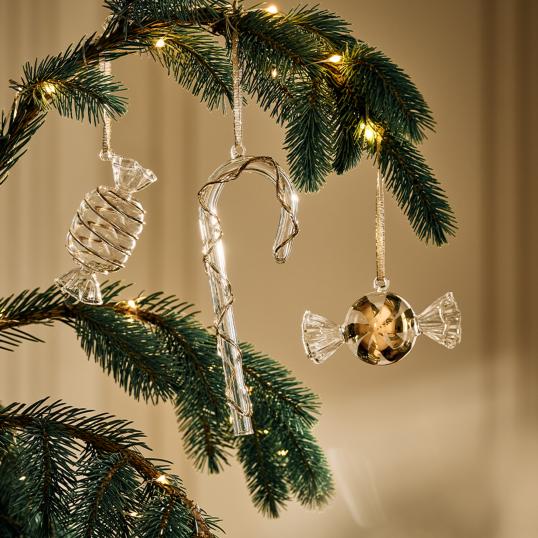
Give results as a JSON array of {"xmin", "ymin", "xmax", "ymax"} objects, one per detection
[{"xmin": 198, "ymin": 155, "xmax": 299, "ymax": 436}]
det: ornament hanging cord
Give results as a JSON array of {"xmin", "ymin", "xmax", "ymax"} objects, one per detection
[
  {"xmin": 375, "ymin": 168, "xmax": 389, "ymax": 291},
  {"xmin": 99, "ymin": 56, "xmax": 113, "ymax": 161},
  {"xmin": 231, "ymin": 26, "xmax": 245, "ymax": 160}
]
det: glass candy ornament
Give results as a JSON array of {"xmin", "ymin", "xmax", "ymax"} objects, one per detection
[
  {"xmin": 199, "ymin": 155, "xmax": 299, "ymax": 436},
  {"xmin": 302, "ymin": 169, "xmax": 461, "ymax": 366},
  {"xmin": 302, "ymin": 291, "xmax": 461, "ymax": 365},
  {"xmin": 55, "ymin": 154, "xmax": 156, "ymax": 305},
  {"xmin": 198, "ymin": 30, "xmax": 300, "ymax": 436}
]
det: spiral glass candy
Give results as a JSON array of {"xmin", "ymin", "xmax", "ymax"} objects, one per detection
[{"xmin": 55, "ymin": 155, "xmax": 156, "ymax": 305}]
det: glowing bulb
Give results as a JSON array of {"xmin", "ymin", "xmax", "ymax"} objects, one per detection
[
  {"xmin": 358, "ymin": 120, "xmax": 381, "ymax": 144},
  {"xmin": 276, "ymin": 449, "xmax": 288, "ymax": 457},
  {"xmin": 265, "ymin": 4, "xmax": 279, "ymax": 14},
  {"xmin": 42, "ymin": 82, "xmax": 56, "ymax": 95},
  {"xmin": 127, "ymin": 299, "xmax": 138, "ymax": 310},
  {"xmin": 327, "ymin": 54, "xmax": 342, "ymax": 64},
  {"xmin": 271, "ymin": 67, "xmax": 278, "ymax": 79},
  {"xmin": 156, "ymin": 474, "xmax": 169, "ymax": 485},
  {"xmin": 19, "ymin": 476, "xmax": 27, "ymax": 481},
  {"xmin": 364, "ymin": 125, "xmax": 376, "ymax": 142},
  {"xmin": 155, "ymin": 38, "xmax": 166, "ymax": 48}
]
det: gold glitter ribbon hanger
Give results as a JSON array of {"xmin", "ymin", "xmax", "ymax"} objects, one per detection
[
  {"xmin": 99, "ymin": 55, "xmax": 114, "ymax": 161},
  {"xmin": 374, "ymin": 168, "xmax": 389, "ymax": 292}
]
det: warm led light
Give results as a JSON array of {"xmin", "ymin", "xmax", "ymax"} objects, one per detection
[
  {"xmin": 127, "ymin": 299, "xmax": 138, "ymax": 310},
  {"xmin": 358, "ymin": 120, "xmax": 380, "ymax": 143},
  {"xmin": 364, "ymin": 125, "xmax": 376, "ymax": 142},
  {"xmin": 156, "ymin": 474, "xmax": 169, "ymax": 485},
  {"xmin": 42, "ymin": 82, "xmax": 56, "ymax": 95},
  {"xmin": 271, "ymin": 67, "xmax": 278, "ymax": 79},
  {"xmin": 19, "ymin": 476, "xmax": 27, "ymax": 481},
  {"xmin": 155, "ymin": 38, "xmax": 166, "ymax": 48},
  {"xmin": 276, "ymin": 449, "xmax": 288, "ymax": 457},
  {"xmin": 265, "ymin": 4, "xmax": 279, "ymax": 14},
  {"xmin": 327, "ymin": 54, "xmax": 342, "ymax": 64}
]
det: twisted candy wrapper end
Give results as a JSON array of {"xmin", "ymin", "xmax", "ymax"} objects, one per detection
[
  {"xmin": 416, "ymin": 292, "xmax": 462, "ymax": 349},
  {"xmin": 55, "ymin": 268, "xmax": 102, "ymax": 305},
  {"xmin": 111, "ymin": 154, "xmax": 157, "ymax": 195},
  {"xmin": 302, "ymin": 311, "xmax": 344, "ymax": 364}
]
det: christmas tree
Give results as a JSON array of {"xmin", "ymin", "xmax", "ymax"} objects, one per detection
[{"xmin": 0, "ymin": 1, "xmax": 455, "ymax": 536}]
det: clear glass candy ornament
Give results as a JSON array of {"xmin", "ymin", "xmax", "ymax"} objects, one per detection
[
  {"xmin": 343, "ymin": 291, "xmax": 417, "ymax": 365},
  {"xmin": 302, "ymin": 166, "xmax": 461, "ymax": 366},
  {"xmin": 302, "ymin": 291, "xmax": 461, "ymax": 366},
  {"xmin": 55, "ymin": 155, "xmax": 156, "ymax": 305}
]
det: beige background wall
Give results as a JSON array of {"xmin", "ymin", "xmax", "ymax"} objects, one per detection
[{"xmin": 1, "ymin": 1, "xmax": 537, "ymax": 536}]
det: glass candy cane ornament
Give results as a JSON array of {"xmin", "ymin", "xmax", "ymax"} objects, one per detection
[
  {"xmin": 55, "ymin": 57, "xmax": 156, "ymax": 305},
  {"xmin": 198, "ymin": 30, "xmax": 300, "ymax": 436},
  {"xmin": 302, "ymin": 169, "xmax": 461, "ymax": 366}
]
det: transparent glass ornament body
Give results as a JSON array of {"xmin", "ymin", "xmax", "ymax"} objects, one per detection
[
  {"xmin": 302, "ymin": 291, "xmax": 461, "ymax": 365},
  {"xmin": 55, "ymin": 155, "xmax": 156, "ymax": 305},
  {"xmin": 199, "ymin": 156, "xmax": 299, "ymax": 436}
]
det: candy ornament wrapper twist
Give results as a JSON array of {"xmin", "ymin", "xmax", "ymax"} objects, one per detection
[
  {"xmin": 55, "ymin": 154, "xmax": 156, "ymax": 305},
  {"xmin": 198, "ymin": 156, "xmax": 299, "ymax": 436},
  {"xmin": 302, "ymin": 291, "xmax": 461, "ymax": 366}
]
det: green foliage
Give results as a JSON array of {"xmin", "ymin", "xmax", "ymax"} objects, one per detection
[
  {"xmin": 132, "ymin": 493, "xmax": 192, "ymax": 537},
  {"xmin": 0, "ymin": 400, "xmax": 218, "ymax": 537},
  {"xmin": 340, "ymin": 43, "xmax": 435, "ymax": 143},
  {"xmin": 0, "ymin": 0, "xmax": 456, "ymax": 244},
  {"xmin": 378, "ymin": 130, "xmax": 457, "ymax": 244},
  {"xmin": 283, "ymin": 79, "xmax": 336, "ymax": 191},
  {"xmin": 0, "ymin": 283, "xmax": 334, "ymax": 519},
  {"xmin": 12, "ymin": 36, "xmax": 127, "ymax": 124},
  {"xmin": 149, "ymin": 26, "xmax": 232, "ymax": 110},
  {"xmin": 238, "ymin": 345, "xmax": 333, "ymax": 516},
  {"xmin": 70, "ymin": 451, "xmax": 139, "ymax": 537}
]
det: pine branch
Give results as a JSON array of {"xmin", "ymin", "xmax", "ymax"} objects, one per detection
[
  {"xmin": 70, "ymin": 451, "xmax": 140, "ymax": 537},
  {"xmin": 149, "ymin": 25, "xmax": 232, "ymax": 110},
  {"xmin": 339, "ymin": 43, "xmax": 435, "ymax": 143},
  {"xmin": 0, "ymin": 399, "xmax": 217, "ymax": 537},
  {"xmin": 238, "ymin": 344, "xmax": 332, "ymax": 516},
  {"xmin": 0, "ymin": 12, "xmax": 230, "ymax": 186},
  {"xmin": 378, "ymin": 130, "xmax": 457, "ymax": 245},
  {"xmin": 0, "ymin": 283, "xmax": 334, "ymax": 516},
  {"xmin": 283, "ymin": 78, "xmax": 336, "ymax": 191},
  {"xmin": 285, "ymin": 4, "xmax": 354, "ymax": 48},
  {"xmin": 0, "ymin": 2, "xmax": 456, "ymax": 244},
  {"xmin": 11, "ymin": 36, "xmax": 127, "ymax": 124}
]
